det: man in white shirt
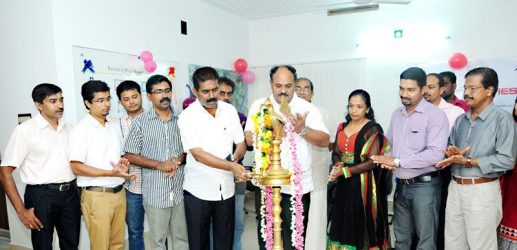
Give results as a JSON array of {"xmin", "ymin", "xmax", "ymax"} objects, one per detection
[
  {"xmin": 0, "ymin": 84, "xmax": 80, "ymax": 250},
  {"xmin": 294, "ymin": 77, "xmax": 336, "ymax": 250},
  {"xmin": 178, "ymin": 67, "xmax": 248, "ymax": 250},
  {"xmin": 114, "ymin": 80, "xmax": 145, "ymax": 250},
  {"xmin": 244, "ymin": 65, "xmax": 330, "ymax": 250},
  {"xmin": 424, "ymin": 73, "xmax": 465, "ymax": 250},
  {"xmin": 69, "ymin": 80, "xmax": 135, "ymax": 250}
]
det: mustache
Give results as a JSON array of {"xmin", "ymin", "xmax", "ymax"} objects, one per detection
[
  {"xmin": 279, "ymin": 93, "xmax": 288, "ymax": 97},
  {"xmin": 207, "ymin": 98, "xmax": 217, "ymax": 103},
  {"xmin": 400, "ymin": 97, "xmax": 410, "ymax": 101},
  {"xmin": 160, "ymin": 97, "xmax": 171, "ymax": 103},
  {"xmin": 464, "ymin": 95, "xmax": 474, "ymax": 100},
  {"xmin": 56, "ymin": 108, "xmax": 64, "ymax": 112}
]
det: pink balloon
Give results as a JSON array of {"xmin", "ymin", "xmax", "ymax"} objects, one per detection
[
  {"xmin": 140, "ymin": 50, "xmax": 153, "ymax": 62},
  {"xmin": 234, "ymin": 58, "xmax": 248, "ymax": 73},
  {"xmin": 144, "ymin": 60, "xmax": 157, "ymax": 73},
  {"xmin": 448, "ymin": 52, "xmax": 468, "ymax": 69},
  {"xmin": 241, "ymin": 71, "xmax": 255, "ymax": 84}
]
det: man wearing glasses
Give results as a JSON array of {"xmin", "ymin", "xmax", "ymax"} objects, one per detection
[
  {"xmin": 436, "ymin": 67, "xmax": 516, "ymax": 249},
  {"xmin": 69, "ymin": 80, "xmax": 135, "ymax": 250},
  {"xmin": 123, "ymin": 75, "xmax": 189, "ymax": 249}
]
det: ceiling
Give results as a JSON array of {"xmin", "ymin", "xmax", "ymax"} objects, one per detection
[{"xmin": 199, "ymin": 0, "xmax": 411, "ymax": 20}]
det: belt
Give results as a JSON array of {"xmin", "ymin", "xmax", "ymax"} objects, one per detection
[
  {"xmin": 452, "ymin": 176, "xmax": 498, "ymax": 185},
  {"xmin": 398, "ymin": 171, "xmax": 440, "ymax": 185},
  {"xmin": 27, "ymin": 180, "xmax": 75, "ymax": 191},
  {"xmin": 83, "ymin": 185, "xmax": 123, "ymax": 193}
]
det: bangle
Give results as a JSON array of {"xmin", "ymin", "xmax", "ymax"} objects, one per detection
[{"xmin": 343, "ymin": 166, "xmax": 352, "ymax": 178}]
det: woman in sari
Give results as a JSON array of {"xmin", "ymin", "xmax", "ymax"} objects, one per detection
[{"xmin": 327, "ymin": 89, "xmax": 391, "ymax": 250}]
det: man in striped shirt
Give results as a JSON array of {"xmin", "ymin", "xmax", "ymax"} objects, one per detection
[
  {"xmin": 114, "ymin": 80, "xmax": 145, "ymax": 250},
  {"xmin": 124, "ymin": 75, "xmax": 189, "ymax": 250}
]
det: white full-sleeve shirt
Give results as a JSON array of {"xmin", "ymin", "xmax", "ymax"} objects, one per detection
[{"xmin": 178, "ymin": 100, "xmax": 244, "ymax": 201}]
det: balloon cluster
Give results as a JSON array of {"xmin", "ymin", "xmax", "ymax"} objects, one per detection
[
  {"xmin": 140, "ymin": 50, "xmax": 157, "ymax": 73},
  {"xmin": 234, "ymin": 58, "xmax": 255, "ymax": 84}
]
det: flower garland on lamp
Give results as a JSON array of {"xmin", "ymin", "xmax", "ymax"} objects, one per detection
[
  {"xmin": 281, "ymin": 113, "xmax": 305, "ymax": 250},
  {"xmin": 251, "ymin": 100, "xmax": 305, "ymax": 250}
]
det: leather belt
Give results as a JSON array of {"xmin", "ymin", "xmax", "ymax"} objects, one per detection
[
  {"xmin": 83, "ymin": 185, "xmax": 123, "ymax": 193},
  {"xmin": 452, "ymin": 176, "xmax": 498, "ymax": 185},
  {"xmin": 398, "ymin": 171, "xmax": 440, "ymax": 185},
  {"xmin": 27, "ymin": 180, "xmax": 75, "ymax": 191}
]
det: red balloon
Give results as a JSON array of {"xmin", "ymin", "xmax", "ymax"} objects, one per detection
[
  {"xmin": 448, "ymin": 53, "xmax": 468, "ymax": 69},
  {"xmin": 234, "ymin": 58, "xmax": 248, "ymax": 73}
]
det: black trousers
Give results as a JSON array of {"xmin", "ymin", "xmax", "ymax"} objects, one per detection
[
  {"xmin": 255, "ymin": 189, "xmax": 311, "ymax": 250},
  {"xmin": 184, "ymin": 190, "xmax": 235, "ymax": 250},
  {"xmin": 24, "ymin": 183, "xmax": 81, "ymax": 250}
]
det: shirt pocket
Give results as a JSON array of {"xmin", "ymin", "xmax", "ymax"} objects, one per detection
[{"xmin": 408, "ymin": 128, "xmax": 426, "ymax": 150}]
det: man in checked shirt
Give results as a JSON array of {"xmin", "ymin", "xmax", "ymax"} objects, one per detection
[{"xmin": 114, "ymin": 80, "xmax": 145, "ymax": 250}]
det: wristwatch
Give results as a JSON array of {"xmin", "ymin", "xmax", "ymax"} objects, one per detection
[
  {"xmin": 465, "ymin": 158, "xmax": 472, "ymax": 168},
  {"xmin": 393, "ymin": 158, "xmax": 400, "ymax": 167},
  {"xmin": 297, "ymin": 126, "xmax": 308, "ymax": 136}
]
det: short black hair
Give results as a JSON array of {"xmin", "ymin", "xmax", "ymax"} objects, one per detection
[
  {"xmin": 269, "ymin": 65, "xmax": 297, "ymax": 81},
  {"xmin": 439, "ymin": 71, "xmax": 457, "ymax": 84},
  {"xmin": 116, "ymin": 80, "xmax": 141, "ymax": 99},
  {"xmin": 295, "ymin": 77, "xmax": 313, "ymax": 91},
  {"xmin": 427, "ymin": 73, "xmax": 445, "ymax": 87},
  {"xmin": 218, "ymin": 77, "xmax": 235, "ymax": 92},
  {"xmin": 32, "ymin": 83, "xmax": 62, "ymax": 104},
  {"xmin": 81, "ymin": 80, "xmax": 110, "ymax": 110},
  {"xmin": 146, "ymin": 75, "xmax": 171, "ymax": 93},
  {"xmin": 400, "ymin": 67, "xmax": 427, "ymax": 88},
  {"xmin": 465, "ymin": 67, "xmax": 499, "ymax": 97},
  {"xmin": 513, "ymin": 97, "xmax": 517, "ymax": 122},
  {"xmin": 192, "ymin": 67, "xmax": 219, "ymax": 90}
]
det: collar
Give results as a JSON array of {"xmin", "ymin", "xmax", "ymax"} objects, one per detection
[
  {"xmin": 85, "ymin": 113, "xmax": 109, "ymax": 128},
  {"xmin": 400, "ymin": 98, "xmax": 428, "ymax": 115},
  {"xmin": 466, "ymin": 102, "xmax": 495, "ymax": 121},
  {"xmin": 191, "ymin": 99, "xmax": 221, "ymax": 118},
  {"xmin": 438, "ymin": 98, "xmax": 449, "ymax": 108},
  {"xmin": 123, "ymin": 109, "xmax": 145, "ymax": 121},
  {"xmin": 149, "ymin": 106, "xmax": 178, "ymax": 121},
  {"xmin": 268, "ymin": 94, "xmax": 301, "ymax": 111},
  {"xmin": 35, "ymin": 113, "xmax": 65, "ymax": 131}
]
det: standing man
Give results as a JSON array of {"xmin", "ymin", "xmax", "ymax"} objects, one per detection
[
  {"xmin": 245, "ymin": 65, "xmax": 330, "ymax": 250},
  {"xmin": 123, "ymin": 75, "xmax": 189, "ymax": 250},
  {"xmin": 0, "ymin": 84, "xmax": 80, "ymax": 250},
  {"xmin": 424, "ymin": 73, "xmax": 464, "ymax": 250},
  {"xmin": 424, "ymin": 73, "xmax": 465, "ymax": 133},
  {"xmin": 439, "ymin": 71, "xmax": 470, "ymax": 112},
  {"xmin": 371, "ymin": 67, "xmax": 449, "ymax": 250},
  {"xmin": 437, "ymin": 67, "xmax": 516, "ymax": 250},
  {"xmin": 294, "ymin": 77, "xmax": 335, "ymax": 250},
  {"xmin": 69, "ymin": 80, "xmax": 134, "ymax": 250},
  {"xmin": 218, "ymin": 76, "xmax": 248, "ymax": 250},
  {"xmin": 178, "ymin": 67, "xmax": 248, "ymax": 250},
  {"xmin": 115, "ymin": 80, "xmax": 145, "ymax": 250}
]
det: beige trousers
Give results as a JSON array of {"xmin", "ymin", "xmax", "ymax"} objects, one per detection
[
  {"xmin": 81, "ymin": 189, "xmax": 126, "ymax": 250},
  {"xmin": 445, "ymin": 179, "xmax": 502, "ymax": 250}
]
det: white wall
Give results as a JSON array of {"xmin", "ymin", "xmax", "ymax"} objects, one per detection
[
  {"xmin": 2, "ymin": 0, "xmax": 249, "ymax": 248},
  {"xmin": 248, "ymin": 0, "xmax": 517, "ymax": 129},
  {"xmin": 0, "ymin": 1, "xmax": 58, "ymax": 248}
]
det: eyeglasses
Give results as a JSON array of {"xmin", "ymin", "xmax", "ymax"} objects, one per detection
[
  {"xmin": 92, "ymin": 97, "xmax": 112, "ymax": 104},
  {"xmin": 463, "ymin": 85, "xmax": 484, "ymax": 93},
  {"xmin": 151, "ymin": 88, "xmax": 172, "ymax": 95},
  {"xmin": 295, "ymin": 87, "xmax": 312, "ymax": 94}
]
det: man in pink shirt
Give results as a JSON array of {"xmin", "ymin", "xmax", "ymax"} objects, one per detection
[{"xmin": 440, "ymin": 71, "xmax": 470, "ymax": 112}]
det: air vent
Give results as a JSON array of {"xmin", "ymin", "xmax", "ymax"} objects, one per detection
[{"xmin": 327, "ymin": 4, "xmax": 380, "ymax": 16}]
